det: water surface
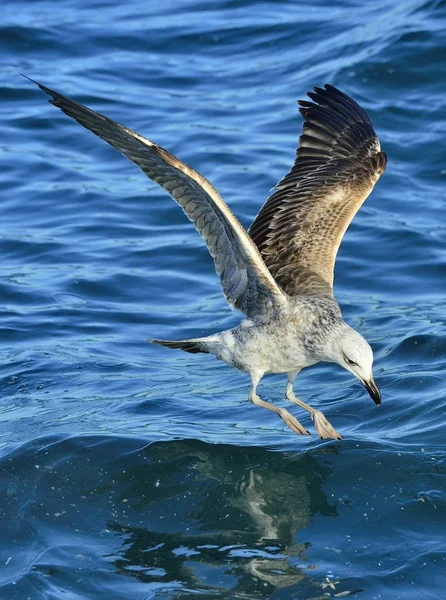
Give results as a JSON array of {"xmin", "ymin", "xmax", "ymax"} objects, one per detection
[{"xmin": 1, "ymin": 0, "xmax": 445, "ymax": 598}]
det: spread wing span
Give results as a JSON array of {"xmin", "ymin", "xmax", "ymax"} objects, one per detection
[
  {"xmin": 249, "ymin": 84, "xmax": 387, "ymax": 296},
  {"xmin": 29, "ymin": 77, "xmax": 287, "ymax": 317}
]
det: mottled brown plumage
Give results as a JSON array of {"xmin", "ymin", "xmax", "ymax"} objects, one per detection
[{"xmin": 249, "ymin": 84, "xmax": 387, "ymax": 296}]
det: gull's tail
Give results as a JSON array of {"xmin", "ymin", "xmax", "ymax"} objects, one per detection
[{"xmin": 150, "ymin": 338, "xmax": 211, "ymax": 355}]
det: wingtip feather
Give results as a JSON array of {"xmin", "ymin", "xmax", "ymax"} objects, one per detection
[{"xmin": 22, "ymin": 74, "xmax": 63, "ymax": 105}]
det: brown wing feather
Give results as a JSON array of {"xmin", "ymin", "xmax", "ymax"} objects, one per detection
[
  {"xmin": 249, "ymin": 84, "xmax": 387, "ymax": 296},
  {"xmin": 29, "ymin": 77, "xmax": 286, "ymax": 317}
]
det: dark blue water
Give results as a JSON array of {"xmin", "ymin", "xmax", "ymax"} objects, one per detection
[{"xmin": 1, "ymin": 0, "xmax": 445, "ymax": 598}]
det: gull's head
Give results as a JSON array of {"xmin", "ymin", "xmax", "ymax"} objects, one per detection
[{"xmin": 326, "ymin": 324, "xmax": 381, "ymax": 405}]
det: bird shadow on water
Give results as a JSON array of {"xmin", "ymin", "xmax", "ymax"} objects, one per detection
[
  {"xmin": 100, "ymin": 441, "xmax": 341, "ymax": 599},
  {"xmin": 0, "ymin": 434, "xmax": 359, "ymax": 600}
]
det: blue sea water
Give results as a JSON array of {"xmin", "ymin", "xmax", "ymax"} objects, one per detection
[{"xmin": 1, "ymin": 0, "xmax": 445, "ymax": 598}]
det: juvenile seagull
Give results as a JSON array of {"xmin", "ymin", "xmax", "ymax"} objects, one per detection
[{"xmin": 30, "ymin": 78, "xmax": 386, "ymax": 440}]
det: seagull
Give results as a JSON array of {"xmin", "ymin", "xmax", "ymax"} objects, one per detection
[{"xmin": 28, "ymin": 77, "xmax": 386, "ymax": 440}]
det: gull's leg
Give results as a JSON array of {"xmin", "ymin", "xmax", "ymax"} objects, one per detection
[
  {"xmin": 286, "ymin": 372, "xmax": 343, "ymax": 440},
  {"xmin": 249, "ymin": 372, "xmax": 309, "ymax": 436}
]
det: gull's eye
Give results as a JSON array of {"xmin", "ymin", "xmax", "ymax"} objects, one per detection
[{"xmin": 344, "ymin": 355, "xmax": 358, "ymax": 367}]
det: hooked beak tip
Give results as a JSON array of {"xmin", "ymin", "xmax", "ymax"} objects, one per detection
[{"xmin": 363, "ymin": 378, "xmax": 381, "ymax": 406}]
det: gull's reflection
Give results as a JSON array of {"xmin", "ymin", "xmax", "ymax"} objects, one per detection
[{"xmin": 101, "ymin": 440, "xmax": 338, "ymax": 598}]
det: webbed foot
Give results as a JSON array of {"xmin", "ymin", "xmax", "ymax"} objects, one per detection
[
  {"xmin": 279, "ymin": 409, "xmax": 310, "ymax": 436},
  {"xmin": 312, "ymin": 410, "xmax": 343, "ymax": 440}
]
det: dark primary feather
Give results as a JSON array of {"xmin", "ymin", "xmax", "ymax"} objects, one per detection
[
  {"xmin": 27, "ymin": 76, "xmax": 286, "ymax": 317},
  {"xmin": 249, "ymin": 84, "xmax": 387, "ymax": 297}
]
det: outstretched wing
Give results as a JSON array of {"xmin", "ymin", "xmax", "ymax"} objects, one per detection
[
  {"xmin": 29, "ymin": 77, "xmax": 286, "ymax": 317},
  {"xmin": 249, "ymin": 84, "xmax": 387, "ymax": 297}
]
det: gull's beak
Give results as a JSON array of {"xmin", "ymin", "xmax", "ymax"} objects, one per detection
[{"xmin": 362, "ymin": 377, "xmax": 381, "ymax": 406}]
